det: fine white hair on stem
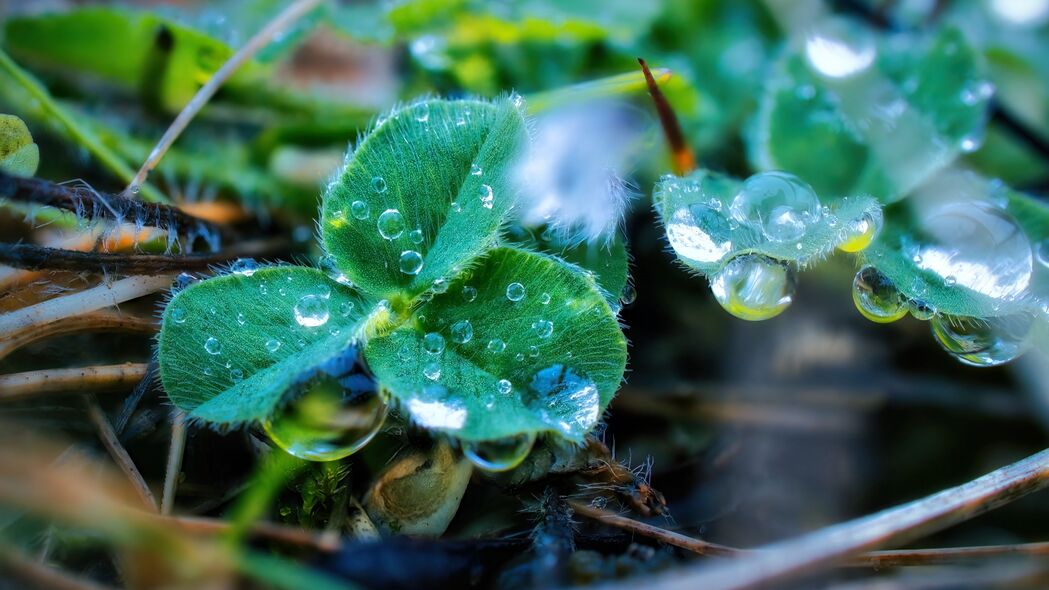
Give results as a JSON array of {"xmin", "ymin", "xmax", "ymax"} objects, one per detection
[{"xmin": 514, "ymin": 100, "xmax": 646, "ymax": 245}]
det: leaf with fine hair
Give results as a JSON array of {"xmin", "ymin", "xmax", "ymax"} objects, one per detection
[{"xmin": 0, "ymin": 114, "xmax": 38, "ymax": 177}]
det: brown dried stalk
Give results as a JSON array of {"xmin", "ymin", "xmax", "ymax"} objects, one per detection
[
  {"xmin": 0, "ymin": 309, "xmax": 156, "ymax": 362},
  {"xmin": 0, "ymin": 363, "xmax": 150, "ymax": 401}
]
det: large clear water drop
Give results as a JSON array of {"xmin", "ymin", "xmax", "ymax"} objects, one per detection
[
  {"xmin": 450, "ymin": 319, "xmax": 473, "ymax": 344},
  {"xmin": 526, "ymin": 365, "xmax": 600, "ymax": 438},
  {"xmin": 294, "ymin": 294, "xmax": 330, "ymax": 327},
  {"xmin": 665, "ymin": 203, "xmax": 733, "ymax": 265},
  {"xmin": 710, "ymin": 255, "xmax": 796, "ymax": 321},
  {"xmin": 377, "ymin": 209, "xmax": 406, "ymax": 240},
  {"xmin": 838, "ymin": 209, "xmax": 883, "ymax": 253},
  {"xmin": 399, "ymin": 250, "xmax": 424, "ymax": 275},
  {"xmin": 852, "ymin": 265, "xmax": 908, "ymax": 323},
  {"xmin": 930, "ymin": 314, "xmax": 1032, "ymax": 367},
  {"xmin": 462, "ymin": 433, "xmax": 537, "ymax": 472},
  {"xmin": 730, "ymin": 172, "xmax": 822, "ymax": 243}
]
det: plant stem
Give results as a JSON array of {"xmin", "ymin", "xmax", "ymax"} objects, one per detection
[
  {"xmin": 85, "ymin": 396, "xmax": 159, "ymax": 513},
  {"xmin": 525, "ymin": 68, "xmax": 672, "ymax": 114},
  {"xmin": 638, "ymin": 58, "xmax": 695, "ymax": 175},
  {"xmin": 126, "ymin": 0, "xmax": 324, "ymax": 194},
  {"xmin": 594, "ymin": 448, "xmax": 1049, "ymax": 590},
  {"xmin": 0, "ymin": 239, "xmax": 285, "ymax": 274},
  {"xmin": 161, "ymin": 409, "xmax": 187, "ymax": 515},
  {"xmin": 0, "ymin": 310, "xmax": 156, "ymax": 362},
  {"xmin": 0, "ymin": 542, "xmax": 118, "ymax": 590},
  {"xmin": 0, "ymin": 274, "xmax": 172, "ymax": 341},
  {"xmin": 0, "ymin": 363, "xmax": 149, "ymax": 401},
  {"xmin": 0, "ymin": 50, "xmax": 167, "ymax": 203},
  {"xmin": 568, "ymin": 500, "xmax": 737, "ymax": 557}
]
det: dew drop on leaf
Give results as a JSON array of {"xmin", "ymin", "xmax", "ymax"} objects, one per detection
[
  {"xmin": 265, "ymin": 338, "xmax": 282, "ymax": 353},
  {"xmin": 909, "ymin": 299, "xmax": 938, "ymax": 321},
  {"xmin": 461, "ymin": 285, "xmax": 478, "ymax": 302},
  {"xmin": 539, "ymin": 292, "xmax": 551, "ymax": 305},
  {"xmin": 710, "ymin": 255, "xmax": 796, "ymax": 321},
  {"xmin": 236, "ymin": 313, "xmax": 246, "ymax": 326},
  {"xmin": 204, "ymin": 337, "xmax": 221, "ymax": 355},
  {"xmin": 351, "ymin": 200, "xmax": 370, "ymax": 220},
  {"xmin": 506, "ymin": 282, "xmax": 526, "ymax": 301},
  {"xmin": 666, "ymin": 203, "xmax": 733, "ymax": 264},
  {"xmin": 230, "ymin": 258, "xmax": 259, "ymax": 277},
  {"xmin": 463, "ymin": 432, "xmax": 536, "ymax": 472},
  {"xmin": 532, "ymin": 319, "xmax": 554, "ymax": 338},
  {"xmin": 339, "ymin": 301, "xmax": 355, "ymax": 317},
  {"xmin": 377, "ymin": 209, "xmax": 406, "ymax": 240},
  {"xmin": 230, "ymin": 368, "xmax": 244, "ymax": 382},
  {"xmin": 170, "ymin": 307, "xmax": 187, "ymax": 324},
  {"xmin": 450, "ymin": 320, "xmax": 473, "ymax": 344},
  {"xmin": 730, "ymin": 172, "xmax": 821, "ymax": 244},
  {"xmin": 838, "ymin": 209, "xmax": 883, "ymax": 253},
  {"xmin": 930, "ymin": 314, "xmax": 1032, "ymax": 367},
  {"xmin": 526, "ymin": 364, "xmax": 600, "ymax": 438},
  {"xmin": 372, "ymin": 176, "xmax": 388, "ymax": 193},
  {"xmin": 487, "ymin": 339, "xmax": 506, "ymax": 353},
  {"xmin": 621, "ymin": 284, "xmax": 637, "ymax": 305},
  {"xmin": 852, "ymin": 266, "xmax": 908, "ymax": 323},
  {"xmin": 424, "ymin": 332, "xmax": 446, "ymax": 355},
  {"xmin": 262, "ymin": 351, "xmax": 386, "ymax": 461},
  {"xmin": 409, "ymin": 229, "xmax": 424, "ymax": 244},
  {"xmin": 432, "ymin": 278, "xmax": 449, "ymax": 293},
  {"xmin": 399, "ymin": 250, "xmax": 424, "ymax": 275},
  {"xmin": 294, "ymin": 295, "xmax": 330, "ymax": 328},
  {"xmin": 423, "ymin": 361, "xmax": 442, "ymax": 381},
  {"xmin": 497, "ymin": 379, "xmax": 513, "ymax": 394},
  {"xmin": 479, "ymin": 184, "xmax": 494, "ymax": 209}
]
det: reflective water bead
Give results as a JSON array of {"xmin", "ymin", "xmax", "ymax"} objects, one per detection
[
  {"xmin": 730, "ymin": 172, "xmax": 821, "ymax": 243},
  {"xmin": 236, "ymin": 312, "xmax": 246, "ymax": 325},
  {"xmin": 230, "ymin": 368, "xmax": 244, "ymax": 382},
  {"xmin": 487, "ymin": 339, "xmax": 506, "ymax": 353},
  {"xmin": 173, "ymin": 273, "xmax": 197, "ymax": 293},
  {"xmin": 230, "ymin": 258, "xmax": 259, "ymax": 277},
  {"xmin": 852, "ymin": 266, "xmax": 908, "ymax": 323},
  {"xmin": 351, "ymin": 200, "xmax": 370, "ymax": 220},
  {"xmin": 515, "ymin": 353, "xmax": 526, "ymax": 362},
  {"xmin": 265, "ymin": 338, "xmax": 282, "ymax": 353},
  {"xmin": 908, "ymin": 299, "xmax": 938, "ymax": 321},
  {"xmin": 710, "ymin": 255, "xmax": 796, "ymax": 321},
  {"xmin": 506, "ymin": 282, "xmax": 526, "ymax": 301},
  {"xmin": 532, "ymin": 319, "xmax": 554, "ymax": 338},
  {"xmin": 450, "ymin": 201, "xmax": 461, "ymax": 213},
  {"xmin": 528, "ymin": 345, "xmax": 539, "ymax": 357},
  {"xmin": 450, "ymin": 319, "xmax": 473, "ymax": 344},
  {"xmin": 423, "ymin": 332, "xmax": 446, "ymax": 355},
  {"xmin": 432, "ymin": 278, "xmax": 449, "ymax": 293},
  {"xmin": 621, "ymin": 284, "xmax": 637, "ymax": 305},
  {"xmin": 470, "ymin": 164, "xmax": 483, "ymax": 176},
  {"xmin": 462, "ymin": 433, "xmax": 536, "ymax": 473},
  {"xmin": 170, "ymin": 307, "xmax": 187, "ymax": 324},
  {"xmin": 665, "ymin": 203, "xmax": 733, "ymax": 264},
  {"xmin": 262, "ymin": 359, "xmax": 386, "ymax": 461},
  {"xmin": 525, "ymin": 365, "xmax": 600, "ymax": 438},
  {"xmin": 423, "ymin": 362, "xmax": 442, "ymax": 381},
  {"xmin": 838, "ymin": 209, "xmax": 883, "ymax": 253},
  {"xmin": 804, "ymin": 17, "xmax": 877, "ymax": 78},
  {"xmin": 399, "ymin": 250, "xmax": 424, "ymax": 275},
  {"xmin": 294, "ymin": 295, "xmax": 330, "ymax": 327},
  {"xmin": 372, "ymin": 176, "xmax": 388, "ymax": 193},
  {"xmin": 497, "ymin": 379, "xmax": 512, "ymax": 394},
  {"xmin": 909, "ymin": 200, "xmax": 1031, "ymax": 301},
  {"xmin": 377, "ymin": 209, "xmax": 405, "ymax": 240},
  {"xmin": 479, "ymin": 184, "xmax": 494, "ymax": 209},
  {"xmin": 204, "ymin": 337, "xmax": 221, "ymax": 355},
  {"xmin": 339, "ymin": 302, "xmax": 355, "ymax": 317},
  {"xmin": 409, "ymin": 229, "xmax": 424, "ymax": 244},
  {"xmin": 930, "ymin": 314, "xmax": 1032, "ymax": 367},
  {"xmin": 540, "ymin": 292, "xmax": 551, "ymax": 305},
  {"xmin": 461, "ymin": 285, "xmax": 478, "ymax": 302}
]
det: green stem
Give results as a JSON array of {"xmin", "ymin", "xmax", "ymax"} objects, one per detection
[
  {"xmin": 525, "ymin": 67, "xmax": 672, "ymax": 114},
  {"xmin": 0, "ymin": 49, "xmax": 168, "ymax": 203}
]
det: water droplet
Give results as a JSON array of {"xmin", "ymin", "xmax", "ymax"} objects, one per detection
[
  {"xmin": 351, "ymin": 200, "xmax": 370, "ymax": 220},
  {"xmin": 731, "ymin": 172, "xmax": 821, "ymax": 243},
  {"xmin": 479, "ymin": 184, "xmax": 494, "ymax": 209},
  {"xmin": 805, "ymin": 18, "xmax": 877, "ymax": 78},
  {"xmin": 497, "ymin": 378, "xmax": 512, "ymax": 394},
  {"xmin": 230, "ymin": 258, "xmax": 259, "ymax": 277},
  {"xmin": 462, "ymin": 433, "xmax": 536, "ymax": 472},
  {"xmin": 487, "ymin": 339, "xmax": 506, "ymax": 353},
  {"xmin": 432, "ymin": 278, "xmax": 448, "ymax": 293},
  {"xmin": 838, "ymin": 209, "xmax": 883, "ymax": 253},
  {"xmin": 399, "ymin": 250, "xmax": 424, "ymax": 275},
  {"xmin": 230, "ymin": 368, "xmax": 244, "ymax": 382},
  {"xmin": 372, "ymin": 176, "xmax": 388, "ymax": 193},
  {"xmin": 515, "ymin": 353, "xmax": 525, "ymax": 361},
  {"xmin": 532, "ymin": 319, "xmax": 554, "ymax": 338},
  {"xmin": 540, "ymin": 292, "xmax": 551, "ymax": 305},
  {"xmin": 470, "ymin": 164, "xmax": 483, "ymax": 176},
  {"xmin": 266, "ymin": 338, "xmax": 282, "ymax": 353},
  {"xmin": 909, "ymin": 201, "xmax": 1032, "ymax": 301},
  {"xmin": 909, "ymin": 299, "xmax": 938, "ymax": 321},
  {"xmin": 259, "ymin": 282, "xmax": 269, "ymax": 295},
  {"xmin": 409, "ymin": 229, "xmax": 424, "ymax": 244},
  {"xmin": 930, "ymin": 314, "xmax": 1031, "ymax": 367},
  {"xmin": 621, "ymin": 284, "xmax": 637, "ymax": 305},
  {"xmin": 450, "ymin": 201, "xmax": 461, "ymax": 213},
  {"xmin": 528, "ymin": 345, "xmax": 539, "ymax": 357},
  {"xmin": 665, "ymin": 203, "xmax": 733, "ymax": 265},
  {"xmin": 170, "ymin": 307, "xmax": 187, "ymax": 324},
  {"xmin": 450, "ymin": 320, "xmax": 473, "ymax": 344},
  {"xmin": 710, "ymin": 255, "xmax": 796, "ymax": 321},
  {"xmin": 294, "ymin": 295, "xmax": 330, "ymax": 327},
  {"xmin": 506, "ymin": 282, "xmax": 526, "ymax": 301},
  {"xmin": 339, "ymin": 302, "xmax": 355, "ymax": 317},
  {"xmin": 236, "ymin": 312, "xmax": 246, "ymax": 325},
  {"xmin": 525, "ymin": 365, "xmax": 600, "ymax": 438},
  {"xmin": 204, "ymin": 337, "xmax": 222, "ymax": 355},
  {"xmin": 852, "ymin": 266, "xmax": 908, "ymax": 323},
  {"xmin": 262, "ymin": 353, "xmax": 386, "ymax": 461},
  {"xmin": 398, "ymin": 342, "xmax": 412, "ymax": 361},
  {"xmin": 423, "ymin": 361, "xmax": 442, "ymax": 380},
  {"xmin": 173, "ymin": 273, "xmax": 197, "ymax": 293},
  {"xmin": 462, "ymin": 285, "xmax": 478, "ymax": 302},
  {"xmin": 424, "ymin": 332, "xmax": 446, "ymax": 355},
  {"xmin": 377, "ymin": 209, "xmax": 405, "ymax": 240}
]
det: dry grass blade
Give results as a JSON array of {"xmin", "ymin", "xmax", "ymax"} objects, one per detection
[
  {"xmin": 0, "ymin": 239, "xmax": 288, "ymax": 274},
  {"xmin": 162, "ymin": 409, "xmax": 187, "ymax": 515},
  {"xmin": 86, "ymin": 397, "xmax": 159, "ymax": 513},
  {"xmin": 0, "ymin": 363, "xmax": 150, "ymax": 401},
  {"xmin": 568, "ymin": 500, "xmax": 737, "ymax": 557},
  {"xmin": 0, "ymin": 542, "xmax": 119, "ymax": 590},
  {"xmin": 0, "ymin": 310, "xmax": 156, "ymax": 362}
]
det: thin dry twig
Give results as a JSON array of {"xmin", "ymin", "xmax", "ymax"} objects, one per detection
[
  {"xmin": 0, "ymin": 310, "xmax": 156, "ymax": 362},
  {"xmin": 0, "ymin": 274, "xmax": 172, "ymax": 341},
  {"xmin": 126, "ymin": 0, "xmax": 324, "ymax": 193},
  {"xmin": 85, "ymin": 397, "xmax": 159, "ymax": 513},
  {"xmin": 588, "ymin": 448, "xmax": 1049, "ymax": 590},
  {"xmin": 0, "ymin": 239, "xmax": 287, "ymax": 274},
  {"xmin": 568, "ymin": 500, "xmax": 736, "ymax": 557},
  {"xmin": 0, "ymin": 363, "xmax": 150, "ymax": 401},
  {"xmin": 159, "ymin": 514, "xmax": 342, "ymax": 553},
  {"xmin": 857, "ymin": 542, "xmax": 1049, "ymax": 567},
  {"xmin": 162, "ymin": 409, "xmax": 187, "ymax": 516},
  {"xmin": 638, "ymin": 58, "xmax": 694, "ymax": 175}
]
